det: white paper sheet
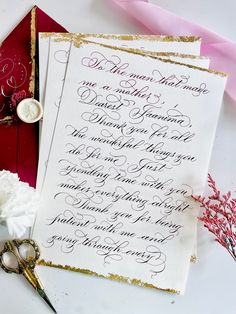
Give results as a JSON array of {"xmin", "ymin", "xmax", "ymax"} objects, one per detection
[{"xmin": 33, "ymin": 38, "xmax": 226, "ymax": 294}]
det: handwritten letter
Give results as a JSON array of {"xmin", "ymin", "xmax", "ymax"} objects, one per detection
[{"xmin": 33, "ymin": 40, "xmax": 226, "ymax": 293}]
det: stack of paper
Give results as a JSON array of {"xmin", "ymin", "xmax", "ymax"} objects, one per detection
[{"xmin": 32, "ymin": 33, "xmax": 227, "ymax": 294}]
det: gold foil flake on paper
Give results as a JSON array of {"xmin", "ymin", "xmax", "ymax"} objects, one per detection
[
  {"xmin": 190, "ymin": 255, "xmax": 197, "ymax": 263},
  {"xmin": 40, "ymin": 32, "xmax": 75, "ymax": 41},
  {"xmin": 48, "ymin": 33, "xmax": 82, "ymax": 48},
  {"xmin": 29, "ymin": 6, "xmax": 36, "ymax": 95},
  {"xmin": 40, "ymin": 32, "xmax": 55, "ymax": 39},
  {"xmin": 53, "ymin": 33, "xmax": 75, "ymax": 42},
  {"xmin": 40, "ymin": 32, "xmax": 200, "ymax": 43},
  {"xmin": 81, "ymin": 33, "xmax": 201, "ymax": 42},
  {"xmin": 37, "ymin": 259, "xmax": 179, "ymax": 294},
  {"xmin": 144, "ymin": 51, "xmax": 208, "ymax": 60}
]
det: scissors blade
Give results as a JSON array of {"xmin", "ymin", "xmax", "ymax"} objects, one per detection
[{"xmin": 36, "ymin": 287, "xmax": 57, "ymax": 314}]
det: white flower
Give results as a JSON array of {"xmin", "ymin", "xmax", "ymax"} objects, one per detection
[{"xmin": 0, "ymin": 170, "xmax": 39, "ymax": 238}]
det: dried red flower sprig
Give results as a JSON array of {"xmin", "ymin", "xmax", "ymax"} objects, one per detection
[
  {"xmin": 192, "ymin": 174, "xmax": 236, "ymax": 261},
  {"xmin": 8, "ymin": 90, "xmax": 28, "ymax": 113},
  {"xmin": 0, "ymin": 90, "xmax": 31, "ymax": 125}
]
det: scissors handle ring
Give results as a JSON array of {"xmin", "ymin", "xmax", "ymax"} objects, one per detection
[
  {"xmin": 21, "ymin": 239, "xmax": 40, "ymax": 269},
  {"xmin": 0, "ymin": 243, "xmax": 21, "ymax": 274},
  {"xmin": 0, "ymin": 239, "xmax": 40, "ymax": 274}
]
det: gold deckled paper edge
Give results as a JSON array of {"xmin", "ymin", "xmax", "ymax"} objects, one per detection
[
  {"xmin": 40, "ymin": 32, "xmax": 72, "ymax": 39},
  {"xmin": 43, "ymin": 33, "xmax": 226, "ymax": 77},
  {"xmin": 144, "ymin": 51, "xmax": 208, "ymax": 60},
  {"xmin": 41, "ymin": 32, "xmax": 73, "ymax": 41},
  {"xmin": 29, "ymin": 6, "xmax": 36, "ymax": 95},
  {"xmin": 40, "ymin": 32, "xmax": 200, "ymax": 42},
  {"xmin": 37, "ymin": 259, "xmax": 179, "ymax": 294},
  {"xmin": 81, "ymin": 33, "xmax": 201, "ymax": 42}
]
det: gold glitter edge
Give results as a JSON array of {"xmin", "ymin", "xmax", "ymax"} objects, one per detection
[
  {"xmin": 37, "ymin": 259, "xmax": 179, "ymax": 294},
  {"xmin": 144, "ymin": 52, "xmax": 207, "ymax": 60},
  {"xmin": 81, "ymin": 33, "xmax": 201, "ymax": 42},
  {"xmin": 29, "ymin": 6, "xmax": 36, "ymax": 95},
  {"xmin": 39, "ymin": 32, "xmax": 200, "ymax": 43}
]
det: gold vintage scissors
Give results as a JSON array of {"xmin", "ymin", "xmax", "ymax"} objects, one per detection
[{"xmin": 0, "ymin": 239, "xmax": 56, "ymax": 313}]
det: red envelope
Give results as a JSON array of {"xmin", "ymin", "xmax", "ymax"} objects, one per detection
[{"xmin": 0, "ymin": 6, "xmax": 67, "ymax": 187}]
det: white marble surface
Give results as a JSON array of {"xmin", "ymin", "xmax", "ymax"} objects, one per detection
[{"xmin": 0, "ymin": 1, "xmax": 236, "ymax": 313}]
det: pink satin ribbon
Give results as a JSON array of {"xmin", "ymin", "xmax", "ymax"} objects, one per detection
[{"xmin": 111, "ymin": 0, "xmax": 236, "ymax": 102}]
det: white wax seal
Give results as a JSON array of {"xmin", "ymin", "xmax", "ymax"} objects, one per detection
[{"xmin": 16, "ymin": 98, "xmax": 43, "ymax": 123}]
